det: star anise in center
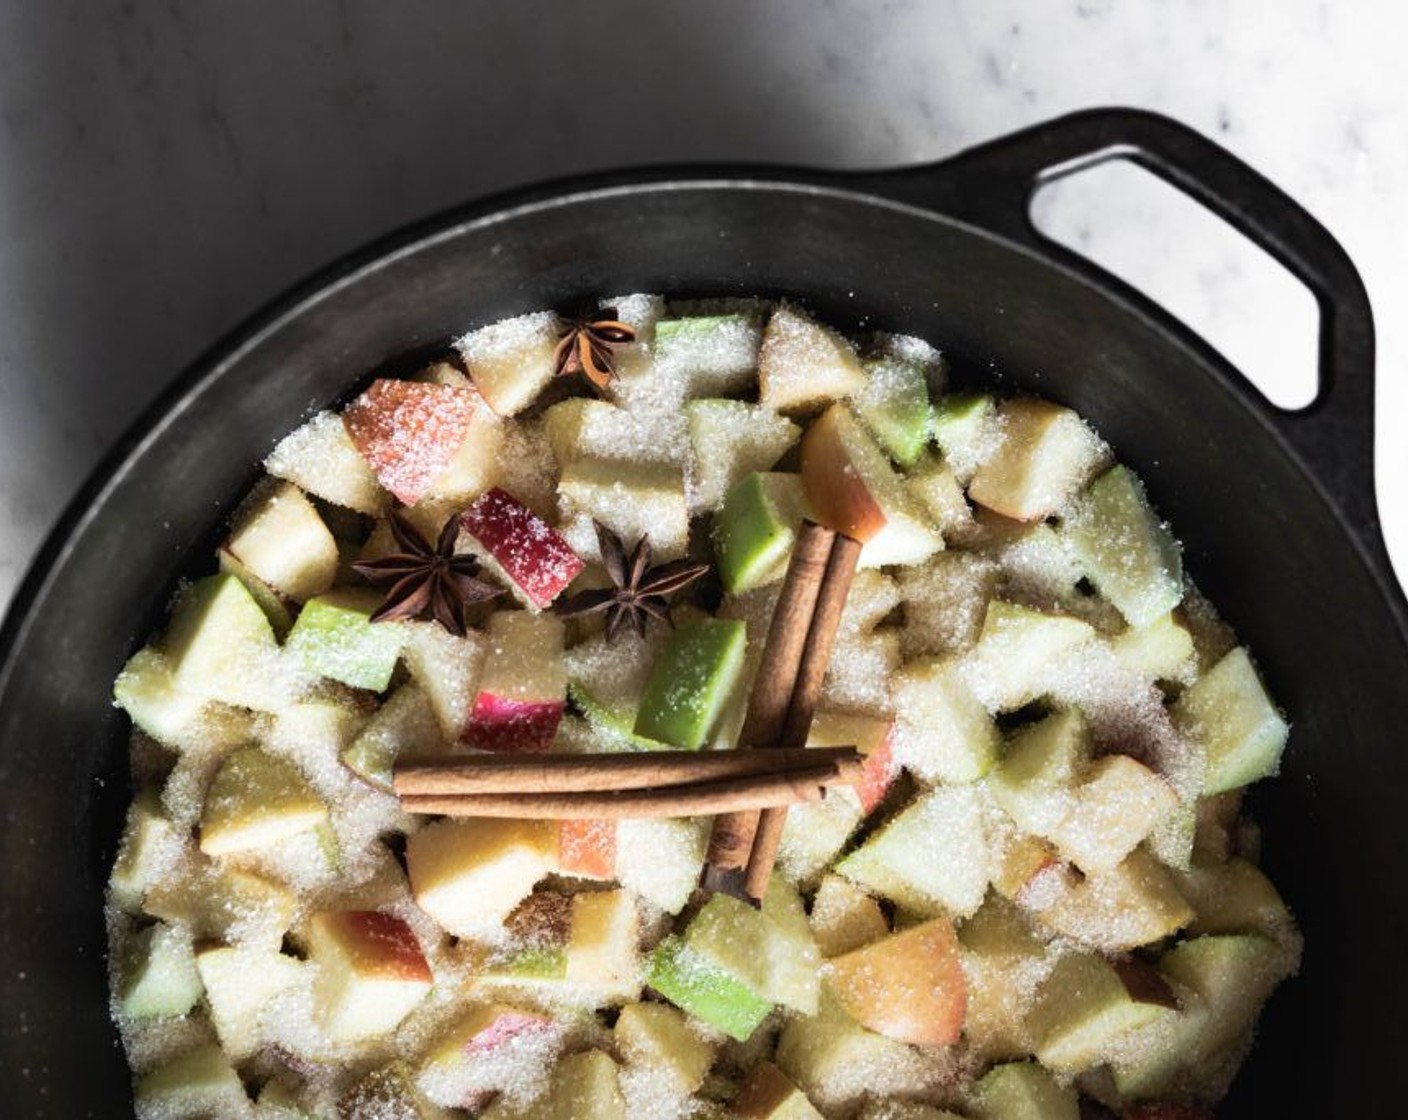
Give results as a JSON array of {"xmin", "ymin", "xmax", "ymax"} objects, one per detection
[
  {"xmin": 554, "ymin": 521, "xmax": 709, "ymax": 641},
  {"xmin": 352, "ymin": 510, "xmax": 502, "ymax": 636},
  {"xmin": 552, "ymin": 307, "xmax": 636, "ymax": 393}
]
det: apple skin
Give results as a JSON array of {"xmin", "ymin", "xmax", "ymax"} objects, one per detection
[
  {"xmin": 854, "ymin": 732, "xmax": 898, "ymax": 814},
  {"xmin": 311, "ymin": 910, "xmax": 432, "ymax": 984},
  {"xmin": 462, "ymin": 692, "xmax": 564, "ymax": 753},
  {"xmin": 342, "ymin": 378, "xmax": 479, "ymax": 505},
  {"xmin": 800, "ymin": 405, "xmax": 887, "ymax": 543},
  {"xmin": 461, "ymin": 487, "xmax": 585, "ymax": 608},
  {"xmin": 558, "ymin": 818, "xmax": 616, "ymax": 880}
]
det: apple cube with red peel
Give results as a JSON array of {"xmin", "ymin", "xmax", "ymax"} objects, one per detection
[
  {"xmin": 343, "ymin": 378, "xmax": 482, "ymax": 505},
  {"xmin": 224, "ymin": 480, "xmax": 339, "ymax": 603},
  {"xmin": 460, "ymin": 487, "xmax": 585, "ymax": 609},
  {"xmin": 800, "ymin": 404, "xmax": 942, "ymax": 568},
  {"xmin": 482, "ymin": 1049, "xmax": 625, "ymax": 1120},
  {"xmin": 824, "ymin": 916, "xmax": 967, "ymax": 1047},
  {"xmin": 557, "ymin": 817, "xmax": 616, "ymax": 880},
  {"xmin": 807, "ymin": 708, "xmax": 897, "ymax": 814},
  {"xmin": 419, "ymin": 1002, "xmax": 558, "ymax": 1108},
  {"xmin": 265, "ymin": 409, "xmax": 389, "ymax": 516},
  {"xmin": 1039, "ymin": 848, "xmax": 1194, "ymax": 952},
  {"xmin": 307, "ymin": 910, "xmax": 433, "ymax": 1043},
  {"xmin": 968, "ymin": 397, "xmax": 1110, "ymax": 521},
  {"xmin": 463, "ymin": 611, "xmax": 566, "ymax": 752},
  {"xmin": 406, "ymin": 817, "xmax": 556, "ymax": 940}
]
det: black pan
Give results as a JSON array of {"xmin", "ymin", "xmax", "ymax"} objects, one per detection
[{"xmin": 2, "ymin": 108, "xmax": 1404, "ymax": 1117}]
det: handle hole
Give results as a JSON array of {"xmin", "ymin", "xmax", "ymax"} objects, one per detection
[{"xmin": 1030, "ymin": 159, "xmax": 1319, "ymax": 411}]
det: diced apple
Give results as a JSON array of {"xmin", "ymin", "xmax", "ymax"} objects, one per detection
[
  {"xmin": 343, "ymin": 378, "xmax": 481, "ymax": 505},
  {"xmin": 542, "ymin": 397, "xmax": 655, "ymax": 469},
  {"xmin": 1111, "ymin": 612, "xmax": 1197, "ymax": 684},
  {"xmin": 655, "ymin": 312, "xmax": 763, "ymax": 398},
  {"xmin": 199, "ymin": 746, "xmax": 327, "ymax": 857},
  {"xmin": 406, "ymin": 817, "xmax": 556, "ymax": 940},
  {"xmin": 896, "ymin": 552, "xmax": 999, "ymax": 660},
  {"xmin": 163, "ymin": 573, "xmax": 293, "ymax": 712},
  {"xmin": 988, "ymin": 708, "xmax": 1091, "ymax": 837},
  {"xmin": 931, "ymin": 392, "xmax": 998, "ymax": 483},
  {"xmin": 564, "ymin": 627, "xmax": 672, "ymax": 749},
  {"xmin": 557, "ymin": 818, "xmax": 616, "ymax": 880},
  {"xmin": 809, "ymin": 874, "xmax": 890, "ymax": 958},
  {"xmin": 807, "ymin": 708, "xmax": 897, "ymax": 813},
  {"xmin": 1066, "ymin": 465, "xmax": 1183, "ymax": 628},
  {"xmin": 615, "ymin": 1002, "xmax": 716, "ymax": 1094},
  {"xmin": 341, "ymin": 684, "xmax": 443, "ymax": 793},
  {"xmin": 421, "ymin": 1001, "xmax": 556, "ymax": 1089},
  {"xmin": 460, "ymin": 486, "xmax": 586, "ymax": 608},
  {"xmin": 455, "ymin": 310, "xmax": 560, "ymax": 416},
  {"xmin": 687, "ymin": 399, "xmax": 801, "ymax": 513},
  {"xmin": 906, "ymin": 453, "xmax": 978, "ymax": 542},
  {"xmin": 1029, "ymin": 952, "xmax": 1176, "ymax": 1072},
  {"xmin": 837, "ymin": 786, "xmax": 990, "ymax": 918},
  {"xmin": 647, "ymin": 934, "xmax": 773, "ymax": 1042},
  {"xmin": 961, "ymin": 600, "xmax": 1095, "ymax": 711},
  {"xmin": 195, "ymin": 943, "xmax": 304, "ymax": 1060},
  {"xmin": 1172, "ymin": 646, "xmax": 1288, "ymax": 795},
  {"xmin": 1175, "ymin": 857, "xmax": 1299, "ymax": 946},
  {"xmin": 715, "ymin": 472, "xmax": 811, "ymax": 593},
  {"xmin": 285, "ymin": 587, "xmax": 404, "ymax": 692},
  {"xmin": 145, "ymin": 862, "xmax": 297, "ymax": 950},
  {"xmin": 957, "ymin": 896, "xmax": 1050, "ymax": 1062},
  {"xmin": 557, "ymin": 458, "xmax": 691, "ymax": 562},
  {"xmin": 565, "ymin": 888, "xmax": 640, "ymax": 1002},
  {"xmin": 892, "ymin": 658, "xmax": 1000, "ymax": 783},
  {"xmin": 616, "ymin": 816, "xmax": 709, "ymax": 914},
  {"xmin": 265, "ymin": 409, "xmax": 388, "ymax": 516},
  {"xmin": 463, "ymin": 611, "xmax": 566, "ymax": 752},
  {"xmin": 778, "ymin": 788, "xmax": 866, "ymax": 889},
  {"xmin": 410, "ymin": 366, "xmax": 507, "ymax": 508},
  {"xmin": 1038, "ymin": 848, "xmax": 1193, "ymax": 952},
  {"xmin": 110, "ymin": 791, "xmax": 181, "ymax": 912},
  {"xmin": 113, "ymin": 646, "xmax": 206, "ymax": 746},
  {"xmin": 340, "ymin": 1062, "xmax": 450, "ymax": 1120},
  {"xmin": 825, "ymin": 916, "xmax": 966, "ymax": 1047},
  {"xmin": 224, "ymin": 480, "xmax": 339, "ymax": 604},
  {"xmin": 758, "ymin": 305, "xmax": 867, "ymax": 413},
  {"xmin": 1051, "ymin": 754, "xmax": 1179, "ymax": 874},
  {"xmin": 991, "ymin": 833, "xmax": 1071, "ymax": 910},
  {"xmin": 307, "ymin": 910, "xmax": 433, "ymax": 1042},
  {"xmin": 400, "ymin": 621, "xmax": 485, "ymax": 740},
  {"xmin": 116, "ymin": 921, "xmax": 203, "ymax": 1020},
  {"xmin": 970, "ymin": 1061, "xmax": 1079, "ymax": 1120},
  {"xmin": 853, "ymin": 352, "xmax": 932, "ymax": 467},
  {"xmin": 968, "ymin": 398, "xmax": 1108, "ymax": 520},
  {"xmin": 633, "ymin": 618, "xmax": 747, "ymax": 749},
  {"xmin": 800, "ymin": 404, "xmax": 943, "ymax": 567},
  {"xmin": 483, "ymin": 1049, "xmax": 625, "ymax": 1120},
  {"xmin": 734, "ymin": 1062, "xmax": 825, "ymax": 1120},
  {"xmin": 134, "ymin": 1043, "xmax": 249, "ymax": 1118}
]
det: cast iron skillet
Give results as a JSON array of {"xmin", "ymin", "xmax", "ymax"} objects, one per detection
[{"xmin": 1, "ymin": 109, "xmax": 1404, "ymax": 1117}]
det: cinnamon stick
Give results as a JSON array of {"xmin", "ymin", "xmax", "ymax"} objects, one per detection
[
  {"xmin": 700, "ymin": 521, "xmax": 836, "ymax": 896},
  {"xmin": 393, "ymin": 746, "xmax": 862, "ymax": 796},
  {"xmin": 744, "ymin": 532, "xmax": 864, "ymax": 901},
  {"xmin": 399, "ymin": 760, "xmax": 861, "ymax": 819}
]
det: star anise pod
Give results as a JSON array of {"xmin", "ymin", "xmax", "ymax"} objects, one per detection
[
  {"xmin": 552, "ymin": 306, "xmax": 636, "ymax": 393},
  {"xmin": 554, "ymin": 521, "xmax": 709, "ymax": 641},
  {"xmin": 352, "ymin": 510, "xmax": 502, "ymax": 636}
]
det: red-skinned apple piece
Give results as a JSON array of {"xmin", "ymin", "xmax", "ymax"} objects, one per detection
[
  {"xmin": 462, "ymin": 611, "xmax": 567, "ymax": 751},
  {"xmin": 460, "ymin": 487, "xmax": 585, "ymax": 608},
  {"xmin": 558, "ymin": 818, "xmax": 617, "ymax": 880},
  {"xmin": 307, "ymin": 910, "xmax": 433, "ymax": 1042},
  {"xmin": 800, "ymin": 405, "xmax": 887, "ymax": 543},
  {"xmin": 342, "ymin": 379, "xmax": 481, "ymax": 505}
]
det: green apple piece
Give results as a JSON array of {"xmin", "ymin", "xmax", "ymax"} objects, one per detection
[
  {"xmin": 777, "ymin": 788, "xmax": 865, "ymax": 889},
  {"xmin": 217, "ymin": 545, "xmax": 296, "ymax": 637},
  {"xmin": 1065, "ymin": 465, "xmax": 1183, "ymax": 628},
  {"xmin": 680, "ymin": 888, "xmax": 820, "ymax": 1016},
  {"xmin": 1176, "ymin": 857, "xmax": 1299, "ymax": 946},
  {"xmin": 837, "ymin": 785, "xmax": 989, "ymax": 918},
  {"xmin": 715, "ymin": 472, "xmax": 810, "ymax": 593},
  {"xmin": 633, "ymin": 619, "xmax": 747, "ymax": 749},
  {"xmin": 655, "ymin": 312, "xmax": 763, "ymax": 398},
  {"xmin": 970, "ymin": 1061, "xmax": 1079, "ymax": 1120},
  {"xmin": 116, "ymin": 921, "xmax": 203, "ymax": 1019},
  {"xmin": 988, "ymin": 708, "xmax": 1091, "ymax": 837},
  {"xmin": 961, "ymin": 600, "xmax": 1095, "ymax": 711},
  {"xmin": 195, "ymin": 943, "xmax": 304, "ymax": 1061},
  {"xmin": 968, "ymin": 398, "xmax": 1109, "ymax": 521},
  {"xmin": 892, "ymin": 658, "xmax": 999, "ymax": 783},
  {"xmin": 615, "ymin": 1002, "xmax": 717, "ymax": 1093},
  {"xmin": 1156, "ymin": 933, "xmax": 1290, "ymax": 1066},
  {"xmin": 1039, "ymin": 848, "xmax": 1194, "ymax": 952},
  {"xmin": 342, "ymin": 684, "xmax": 442, "ymax": 793},
  {"xmin": 1110, "ymin": 611, "xmax": 1197, "ymax": 684},
  {"xmin": 163, "ymin": 573, "xmax": 291, "ymax": 712},
  {"xmin": 559, "ymin": 457, "xmax": 690, "ymax": 562},
  {"xmin": 616, "ymin": 816, "xmax": 709, "ymax": 914},
  {"xmin": 225, "ymin": 480, "xmax": 339, "ymax": 603},
  {"xmin": 1173, "ymin": 646, "xmax": 1289, "ymax": 795},
  {"xmin": 687, "ymin": 399, "xmax": 801, "ymax": 513},
  {"xmin": 758, "ymin": 305, "xmax": 868, "ymax": 413},
  {"xmin": 286, "ymin": 587, "xmax": 404, "ymax": 692},
  {"xmin": 853, "ymin": 352, "xmax": 932, "ymax": 467},
  {"xmin": 905, "ymin": 453, "xmax": 977, "ymax": 541},
  {"xmin": 1030, "ymin": 952, "xmax": 1175, "ymax": 1072},
  {"xmin": 483, "ymin": 1049, "xmax": 625, "ymax": 1120},
  {"xmin": 400, "ymin": 621, "xmax": 485, "ymax": 740},
  {"xmin": 647, "ymin": 934, "xmax": 772, "ymax": 1042},
  {"xmin": 109, "ymin": 790, "xmax": 180, "ymax": 912},
  {"xmin": 931, "ymin": 392, "xmax": 997, "ymax": 482},
  {"xmin": 455, "ymin": 309, "xmax": 559, "ymax": 417},
  {"xmin": 134, "ymin": 1043, "xmax": 248, "ymax": 1117},
  {"xmin": 199, "ymin": 746, "xmax": 328, "ymax": 857},
  {"xmin": 113, "ymin": 646, "xmax": 206, "ymax": 744},
  {"xmin": 565, "ymin": 627, "xmax": 672, "ymax": 749},
  {"xmin": 734, "ymin": 1062, "xmax": 825, "ymax": 1120}
]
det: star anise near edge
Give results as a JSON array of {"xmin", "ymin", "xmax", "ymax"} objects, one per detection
[
  {"xmin": 554, "ymin": 521, "xmax": 709, "ymax": 641},
  {"xmin": 552, "ymin": 307, "xmax": 636, "ymax": 393},
  {"xmin": 352, "ymin": 510, "xmax": 502, "ymax": 636}
]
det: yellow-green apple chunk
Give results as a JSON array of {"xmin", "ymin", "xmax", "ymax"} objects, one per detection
[
  {"xmin": 163, "ymin": 573, "xmax": 292, "ymax": 712},
  {"xmin": 1111, "ymin": 611, "xmax": 1197, "ymax": 684},
  {"xmin": 800, "ymin": 404, "xmax": 943, "ymax": 567},
  {"xmin": 1030, "ymin": 952, "xmax": 1175, "ymax": 1072},
  {"xmin": 715, "ymin": 472, "xmax": 810, "ymax": 593},
  {"xmin": 961, "ymin": 600, "xmax": 1095, "ymax": 711},
  {"xmin": 482, "ymin": 1049, "xmax": 625, "ymax": 1120},
  {"xmin": 616, "ymin": 816, "xmax": 708, "ymax": 914},
  {"xmin": 892, "ymin": 658, "xmax": 1000, "ymax": 783},
  {"xmin": 1065, "ymin": 465, "xmax": 1183, "ymax": 627},
  {"xmin": 564, "ymin": 888, "xmax": 640, "ymax": 1003},
  {"xmin": 647, "ymin": 933, "xmax": 773, "ymax": 1042},
  {"xmin": 556, "ymin": 816, "xmax": 617, "ymax": 881},
  {"xmin": 144, "ymin": 863, "xmax": 296, "ymax": 951},
  {"xmin": 265, "ymin": 409, "xmax": 388, "ymax": 516},
  {"xmin": 837, "ymin": 785, "xmax": 990, "ymax": 918},
  {"xmin": 454, "ymin": 310, "xmax": 560, "ymax": 417},
  {"xmin": 968, "ymin": 398, "xmax": 1109, "ymax": 520},
  {"xmin": 931, "ymin": 392, "xmax": 998, "ymax": 483},
  {"xmin": 957, "ymin": 896, "xmax": 1051, "ymax": 1062},
  {"xmin": 825, "ymin": 916, "xmax": 966, "ymax": 1046},
  {"xmin": 113, "ymin": 646, "xmax": 206, "ymax": 745},
  {"xmin": 614, "ymin": 1002, "xmax": 716, "ymax": 1093},
  {"xmin": 1175, "ymin": 857, "xmax": 1300, "ymax": 948},
  {"xmin": 734, "ymin": 1061, "xmax": 825, "ymax": 1120},
  {"xmin": 1038, "ymin": 848, "xmax": 1193, "ymax": 952},
  {"xmin": 199, "ymin": 746, "xmax": 327, "ymax": 857},
  {"xmin": 778, "ymin": 788, "xmax": 865, "ymax": 890},
  {"xmin": 217, "ymin": 544, "xmax": 295, "ymax": 637},
  {"xmin": 988, "ymin": 707, "xmax": 1091, "ymax": 837},
  {"xmin": 461, "ymin": 486, "xmax": 586, "ymax": 608},
  {"xmin": 134, "ymin": 1043, "xmax": 248, "ymax": 1117},
  {"xmin": 655, "ymin": 312, "xmax": 763, "ymax": 398},
  {"xmin": 809, "ymin": 874, "xmax": 889, "ymax": 958},
  {"xmin": 1172, "ymin": 646, "xmax": 1288, "ymax": 794},
  {"xmin": 195, "ymin": 943, "xmax": 304, "ymax": 1060},
  {"xmin": 464, "ymin": 611, "xmax": 566, "ymax": 752},
  {"xmin": 970, "ymin": 1061, "xmax": 1079, "ymax": 1120},
  {"xmin": 116, "ymin": 921, "xmax": 203, "ymax": 1020},
  {"xmin": 807, "ymin": 708, "xmax": 898, "ymax": 814},
  {"xmin": 341, "ymin": 684, "xmax": 443, "ymax": 793},
  {"xmin": 399, "ymin": 621, "xmax": 485, "ymax": 740},
  {"xmin": 1051, "ymin": 754, "xmax": 1179, "ymax": 874},
  {"xmin": 307, "ymin": 910, "xmax": 434, "ymax": 1043},
  {"xmin": 342, "ymin": 377, "xmax": 482, "ymax": 505},
  {"xmin": 565, "ymin": 627, "xmax": 672, "ymax": 749},
  {"xmin": 906, "ymin": 454, "xmax": 978, "ymax": 542},
  {"xmin": 896, "ymin": 552, "xmax": 1000, "ymax": 660},
  {"xmin": 109, "ymin": 790, "xmax": 181, "ymax": 912},
  {"xmin": 633, "ymin": 618, "xmax": 747, "ymax": 748},
  {"xmin": 285, "ymin": 587, "xmax": 404, "ymax": 692},
  {"xmin": 557, "ymin": 457, "xmax": 690, "ymax": 562},
  {"xmin": 687, "ymin": 399, "xmax": 801, "ymax": 513},
  {"xmin": 406, "ymin": 817, "xmax": 556, "ymax": 940},
  {"xmin": 224, "ymin": 480, "xmax": 339, "ymax": 603},
  {"xmin": 340, "ymin": 1062, "xmax": 450, "ymax": 1120},
  {"xmin": 758, "ymin": 305, "xmax": 867, "ymax": 413},
  {"xmin": 853, "ymin": 351, "xmax": 932, "ymax": 467}
]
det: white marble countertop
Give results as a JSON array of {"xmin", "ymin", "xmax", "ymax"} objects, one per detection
[{"xmin": 0, "ymin": 0, "xmax": 1403, "ymax": 613}]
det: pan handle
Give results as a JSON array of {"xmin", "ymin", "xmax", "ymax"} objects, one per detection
[{"xmin": 853, "ymin": 107, "xmax": 1381, "ymax": 546}]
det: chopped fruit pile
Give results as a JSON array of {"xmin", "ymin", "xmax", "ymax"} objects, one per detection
[{"xmin": 108, "ymin": 296, "xmax": 1297, "ymax": 1119}]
